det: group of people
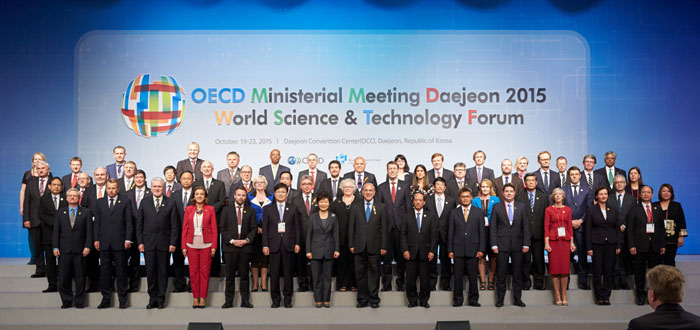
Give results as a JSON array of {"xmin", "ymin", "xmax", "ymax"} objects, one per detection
[{"xmin": 19, "ymin": 144, "xmax": 688, "ymax": 310}]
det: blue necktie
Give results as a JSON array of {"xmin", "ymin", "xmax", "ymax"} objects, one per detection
[
  {"xmin": 507, "ymin": 203, "xmax": 513, "ymax": 224},
  {"xmin": 365, "ymin": 202, "xmax": 371, "ymax": 223},
  {"xmin": 528, "ymin": 192, "xmax": 534, "ymax": 212},
  {"xmin": 543, "ymin": 171, "xmax": 549, "ymax": 189},
  {"xmin": 416, "ymin": 212, "xmax": 421, "ymax": 231},
  {"xmin": 278, "ymin": 204, "xmax": 284, "ymax": 221}
]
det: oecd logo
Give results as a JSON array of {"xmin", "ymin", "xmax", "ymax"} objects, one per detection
[
  {"xmin": 287, "ymin": 156, "xmax": 299, "ymax": 165},
  {"xmin": 335, "ymin": 154, "xmax": 349, "ymax": 164},
  {"xmin": 121, "ymin": 74, "xmax": 185, "ymax": 138}
]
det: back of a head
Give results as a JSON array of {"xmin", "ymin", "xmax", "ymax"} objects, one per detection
[{"xmin": 647, "ymin": 265, "xmax": 685, "ymax": 304}]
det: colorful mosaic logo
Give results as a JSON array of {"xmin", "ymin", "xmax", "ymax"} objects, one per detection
[{"xmin": 121, "ymin": 74, "xmax": 185, "ymax": 138}]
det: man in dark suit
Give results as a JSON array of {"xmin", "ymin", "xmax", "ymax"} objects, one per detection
[
  {"xmin": 534, "ymin": 151, "xmax": 560, "ymax": 196},
  {"xmin": 169, "ymin": 171, "xmax": 195, "ymax": 292},
  {"xmin": 555, "ymin": 156, "xmax": 569, "ymax": 187},
  {"xmin": 562, "ymin": 166, "xmax": 594, "ymax": 290},
  {"xmin": 627, "ymin": 265, "xmax": 700, "ymax": 330},
  {"xmin": 628, "ymin": 185, "xmax": 666, "ymax": 305},
  {"xmin": 516, "ymin": 173, "xmax": 548, "ymax": 290},
  {"xmin": 582, "ymin": 154, "xmax": 607, "ymax": 191},
  {"xmin": 23, "ymin": 160, "xmax": 52, "ymax": 278},
  {"xmin": 105, "ymin": 145, "xmax": 126, "ymax": 180},
  {"xmin": 595, "ymin": 151, "xmax": 627, "ymax": 189},
  {"xmin": 445, "ymin": 162, "xmax": 468, "ymax": 200},
  {"xmin": 494, "ymin": 159, "xmax": 524, "ymax": 200},
  {"xmin": 259, "ymin": 149, "xmax": 290, "ymax": 195},
  {"xmin": 348, "ymin": 183, "xmax": 388, "ymax": 308},
  {"xmin": 465, "ymin": 150, "xmax": 495, "ymax": 193},
  {"xmin": 194, "ymin": 160, "xmax": 227, "ymax": 277},
  {"xmin": 61, "ymin": 156, "xmax": 92, "ymax": 192},
  {"xmin": 376, "ymin": 161, "xmax": 411, "ymax": 291},
  {"xmin": 76, "ymin": 173, "xmax": 91, "ymax": 208},
  {"xmin": 342, "ymin": 156, "xmax": 378, "ymax": 193},
  {"xmin": 38, "ymin": 177, "xmax": 66, "ymax": 292},
  {"xmin": 230, "ymin": 165, "xmax": 254, "ymax": 198},
  {"xmin": 216, "ymin": 151, "xmax": 242, "ymax": 198},
  {"xmin": 125, "ymin": 169, "xmax": 149, "ymax": 292},
  {"xmin": 290, "ymin": 175, "xmax": 317, "ymax": 292},
  {"xmin": 117, "ymin": 161, "xmax": 137, "ymax": 193},
  {"xmin": 221, "ymin": 186, "xmax": 258, "ymax": 308},
  {"xmin": 613, "ymin": 174, "xmax": 635, "ymax": 290},
  {"xmin": 262, "ymin": 183, "xmax": 302, "ymax": 308},
  {"xmin": 84, "ymin": 167, "xmax": 108, "ymax": 292},
  {"xmin": 280, "ymin": 171, "xmax": 300, "ymax": 203},
  {"xmin": 296, "ymin": 153, "xmax": 327, "ymax": 193},
  {"xmin": 490, "ymin": 183, "xmax": 531, "ymax": 307},
  {"xmin": 425, "ymin": 177, "xmax": 455, "ymax": 291},
  {"xmin": 401, "ymin": 191, "xmax": 438, "ymax": 308},
  {"xmin": 318, "ymin": 160, "xmax": 343, "ymax": 201},
  {"xmin": 93, "ymin": 179, "xmax": 133, "ymax": 309},
  {"xmin": 163, "ymin": 165, "xmax": 182, "ymax": 198},
  {"xmin": 175, "ymin": 142, "xmax": 204, "ymax": 182},
  {"xmin": 447, "ymin": 187, "xmax": 485, "ymax": 307},
  {"xmin": 427, "ymin": 152, "xmax": 456, "ymax": 185},
  {"xmin": 52, "ymin": 188, "xmax": 93, "ymax": 309},
  {"xmin": 136, "ymin": 178, "xmax": 178, "ymax": 309}
]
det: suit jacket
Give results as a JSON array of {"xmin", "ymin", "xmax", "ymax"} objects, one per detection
[
  {"xmin": 220, "ymin": 203, "xmax": 258, "ymax": 253},
  {"xmin": 427, "ymin": 168, "xmax": 456, "ymax": 186},
  {"xmin": 261, "ymin": 201, "xmax": 301, "ymax": 253},
  {"xmin": 105, "ymin": 163, "xmax": 123, "ymax": 180},
  {"xmin": 296, "ymin": 169, "xmax": 328, "ymax": 193},
  {"xmin": 229, "ymin": 180, "xmax": 255, "ymax": 201},
  {"xmin": 23, "ymin": 176, "xmax": 51, "ymax": 227},
  {"xmin": 612, "ymin": 191, "xmax": 636, "ymax": 227},
  {"xmin": 39, "ymin": 193, "xmax": 67, "ymax": 244},
  {"xmin": 348, "ymin": 200, "xmax": 388, "ymax": 254},
  {"xmin": 84, "ymin": 184, "xmax": 106, "ymax": 217},
  {"xmin": 376, "ymin": 180, "xmax": 411, "ymax": 231},
  {"xmin": 164, "ymin": 181, "xmax": 182, "ymax": 197},
  {"xmin": 342, "ymin": 171, "xmax": 378, "ymax": 192},
  {"xmin": 181, "ymin": 204, "xmax": 217, "ymax": 249},
  {"xmin": 425, "ymin": 193, "xmax": 455, "ymax": 245},
  {"xmin": 94, "ymin": 193, "xmax": 133, "ymax": 251},
  {"xmin": 176, "ymin": 158, "xmax": 204, "ymax": 182},
  {"xmin": 118, "ymin": 176, "xmax": 137, "ymax": 193},
  {"xmin": 290, "ymin": 192, "xmax": 319, "ymax": 242},
  {"xmin": 493, "ymin": 174, "xmax": 524, "ymax": 200},
  {"xmin": 61, "ymin": 172, "xmax": 93, "ymax": 192},
  {"xmin": 490, "ymin": 201, "xmax": 531, "ymax": 252},
  {"xmin": 126, "ymin": 187, "xmax": 151, "ymax": 243},
  {"xmin": 465, "ymin": 166, "xmax": 495, "ymax": 193},
  {"xmin": 53, "ymin": 206, "xmax": 93, "ymax": 253},
  {"xmin": 582, "ymin": 170, "xmax": 607, "ymax": 190},
  {"xmin": 170, "ymin": 188, "xmax": 193, "ymax": 227},
  {"xmin": 584, "ymin": 204, "xmax": 621, "ymax": 247},
  {"xmin": 626, "ymin": 203, "xmax": 665, "ymax": 253},
  {"xmin": 534, "ymin": 169, "xmax": 561, "ymax": 196},
  {"xmin": 515, "ymin": 189, "xmax": 548, "ymax": 240},
  {"xmin": 447, "ymin": 205, "xmax": 486, "ymax": 257},
  {"xmin": 400, "ymin": 208, "xmax": 439, "ymax": 261},
  {"xmin": 306, "ymin": 212, "xmax": 340, "ymax": 259},
  {"xmin": 216, "ymin": 167, "xmax": 241, "ymax": 197},
  {"xmin": 76, "ymin": 187, "xmax": 90, "ymax": 208},
  {"xmin": 627, "ymin": 303, "xmax": 700, "ymax": 330},
  {"xmin": 259, "ymin": 164, "xmax": 290, "ymax": 195},
  {"xmin": 445, "ymin": 177, "xmax": 467, "ymax": 200},
  {"xmin": 562, "ymin": 183, "xmax": 594, "ymax": 223},
  {"xmin": 318, "ymin": 177, "xmax": 343, "ymax": 201},
  {"xmin": 595, "ymin": 166, "xmax": 627, "ymax": 189},
  {"xmin": 136, "ymin": 195, "xmax": 178, "ymax": 252},
  {"xmin": 193, "ymin": 178, "xmax": 227, "ymax": 217},
  {"xmin": 285, "ymin": 187, "xmax": 300, "ymax": 203},
  {"xmin": 556, "ymin": 172, "xmax": 569, "ymax": 188}
]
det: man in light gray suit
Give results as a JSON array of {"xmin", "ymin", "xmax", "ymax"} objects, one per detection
[
  {"xmin": 297, "ymin": 153, "xmax": 327, "ymax": 193},
  {"xmin": 259, "ymin": 149, "xmax": 290, "ymax": 195},
  {"xmin": 216, "ymin": 151, "xmax": 242, "ymax": 197}
]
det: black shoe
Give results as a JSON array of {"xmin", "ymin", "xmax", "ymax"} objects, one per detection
[
  {"xmin": 370, "ymin": 302, "xmax": 380, "ymax": 308},
  {"xmin": 396, "ymin": 284, "xmax": 405, "ymax": 292},
  {"xmin": 603, "ymin": 300, "xmax": 611, "ymax": 305},
  {"xmin": 119, "ymin": 303, "xmax": 128, "ymax": 309},
  {"xmin": 271, "ymin": 302, "xmax": 280, "ymax": 308},
  {"xmin": 75, "ymin": 304, "xmax": 84, "ymax": 309},
  {"xmin": 31, "ymin": 273, "xmax": 45, "ymax": 278},
  {"xmin": 173, "ymin": 288, "xmax": 188, "ymax": 293},
  {"xmin": 495, "ymin": 301, "xmax": 504, "ymax": 308},
  {"xmin": 635, "ymin": 296, "xmax": 645, "ymax": 305},
  {"xmin": 87, "ymin": 287, "xmax": 99, "ymax": 293},
  {"xmin": 523, "ymin": 286, "xmax": 531, "ymax": 291},
  {"xmin": 441, "ymin": 286, "xmax": 451, "ymax": 291},
  {"xmin": 27, "ymin": 260, "xmax": 36, "ymax": 265},
  {"xmin": 452, "ymin": 301, "xmax": 463, "ymax": 307},
  {"xmin": 261, "ymin": 288, "xmax": 268, "ymax": 292},
  {"xmin": 420, "ymin": 302, "xmax": 430, "ymax": 308},
  {"xmin": 468, "ymin": 302, "xmax": 481, "ymax": 307},
  {"xmin": 241, "ymin": 301, "xmax": 253, "ymax": 308},
  {"xmin": 596, "ymin": 300, "xmax": 605, "ymax": 305},
  {"xmin": 514, "ymin": 301, "xmax": 526, "ymax": 307},
  {"xmin": 407, "ymin": 302, "xmax": 418, "ymax": 308},
  {"xmin": 127, "ymin": 287, "xmax": 139, "ymax": 293},
  {"xmin": 221, "ymin": 303, "xmax": 233, "ymax": 309},
  {"xmin": 61, "ymin": 303, "xmax": 71, "ymax": 309},
  {"xmin": 621, "ymin": 283, "xmax": 631, "ymax": 290},
  {"xmin": 356, "ymin": 302, "xmax": 368, "ymax": 308},
  {"xmin": 579, "ymin": 283, "xmax": 590, "ymax": 290},
  {"xmin": 157, "ymin": 303, "xmax": 165, "ymax": 309},
  {"xmin": 97, "ymin": 301, "xmax": 110, "ymax": 309},
  {"xmin": 42, "ymin": 287, "xmax": 58, "ymax": 293},
  {"xmin": 381, "ymin": 286, "xmax": 392, "ymax": 292},
  {"xmin": 146, "ymin": 303, "xmax": 156, "ymax": 309},
  {"xmin": 284, "ymin": 302, "xmax": 292, "ymax": 308}
]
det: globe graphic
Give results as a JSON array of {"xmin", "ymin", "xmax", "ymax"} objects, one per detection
[{"xmin": 121, "ymin": 74, "xmax": 185, "ymax": 138}]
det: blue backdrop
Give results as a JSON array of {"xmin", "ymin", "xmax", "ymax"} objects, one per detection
[{"xmin": 1, "ymin": 0, "xmax": 698, "ymax": 257}]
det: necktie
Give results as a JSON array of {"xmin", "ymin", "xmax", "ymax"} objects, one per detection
[
  {"xmin": 54, "ymin": 196, "xmax": 59, "ymax": 210},
  {"xmin": 365, "ymin": 202, "xmax": 371, "ymax": 223},
  {"xmin": 608, "ymin": 168, "xmax": 614, "ymax": 186},
  {"xmin": 436, "ymin": 169, "xmax": 441, "ymax": 178},
  {"xmin": 477, "ymin": 167, "xmax": 482, "ymax": 183},
  {"xmin": 587, "ymin": 173, "xmax": 593, "ymax": 189},
  {"xmin": 126, "ymin": 179, "xmax": 132, "ymax": 191},
  {"xmin": 357, "ymin": 173, "xmax": 363, "ymax": 190},
  {"xmin": 272, "ymin": 165, "xmax": 278, "ymax": 180},
  {"xmin": 230, "ymin": 169, "xmax": 235, "ymax": 181},
  {"xmin": 155, "ymin": 198, "xmax": 161, "ymax": 212},
  {"xmin": 561, "ymin": 173, "xmax": 566, "ymax": 185},
  {"xmin": 109, "ymin": 198, "xmax": 115, "ymax": 209},
  {"xmin": 437, "ymin": 196, "xmax": 443, "ymax": 217},
  {"xmin": 71, "ymin": 173, "xmax": 77, "ymax": 188},
  {"xmin": 79, "ymin": 189, "xmax": 84, "ymax": 204},
  {"xmin": 310, "ymin": 171, "xmax": 315, "ymax": 188},
  {"xmin": 458, "ymin": 180, "xmax": 463, "ymax": 188},
  {"xmin": 305, "ymin": 195, "xmax": 311, "ymax": 215},
  {"xmin": 245, "ymin": 182, "xmax": 250, "ymax": 191},
  {"xmin": 191, "ymin": 159, "xmax": 196, "ymax": 172},
  {"xmin": 70, "ymin": 208, "xmax": 76, "ymax": 229},
  {"xmin": 573, "ymin": 185, "xmax": 578, "ymax": 198},
  {"xmin": 543, "ymin": 171, "xmax": 549, "ymax": 189},
  {"xmin": 416, "ymin": 212, "xmax": 421, "ymax": 231},
  {"xmin": 529, "ymin": 192, "xmax": 534, "ymax": 212},
  {"xmin": 463, "ymin": 207, "xmax": 469, "ymax": 222},
  {"xmin": 183, "ymin": 191, "xmax": 188, "ymax": 206},
  {"xmin": 98, "ymin": 186, "xmax": 103, "ymax": 199},
  {"xmin": 237, "ymin": 206, "xmax": 243, "ymax": 238},
  {"xmin": 166, "ymin": 185, "xmax": 172, "ymax": 197},
  {"xmin": 332, "ymin": 180, "xmax": 338, "ymax": 200},
  {"xmin": 646, "ymin": 204, "xmax": 653, "ymax": 223},
  {"xmin": 617, "ymin": 194, "xmax": 622, "ymax": 208},
  {"xmin": 507, "ymin": 203, "xmax": 513, "ymax": 224},
  {"xmin": 205, "ymin": 180, "xmax": 210, "ymax": 191},
  {"xmin": 391, "ymin": 182, "xmax": 396, "ymax": 203},
  {"xmin": 505, "ymin": 176, "xmax": 509, "ymax": 184},
  {"xmin": 117, "ymin": 165, "xmax": 123, "ymax": 178},
  {"xmin": 136, "ymin": 189, "xmax": 142, "ymax": 208},
  {"xmin": 278, "ymin": 203, "xmax": 284, "ymax": 221},
  {"xmin": 39, "ymin": 178, "xmax": 45, "ymax": 195}
]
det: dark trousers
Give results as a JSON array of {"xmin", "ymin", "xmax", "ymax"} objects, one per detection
[
  {"xmin": 591, "ymin": 243, "xmax": 616, "ymax": 301},
  {"xmin": 614, "ymin": 234, "xmax": 633, "ymax": 287},
  {"xmin": 633, "ymin": 250, "xmax": 662, "ymax": 296},
  {"xmin": 28, "ymin": 230, "xmax": 36, "ymax": 262},
  {"xmin": 171, "ymin": 246, "xmax": 188, "ymax": 291},
  {"xmin": 30, "ymin": 227, "xmax": 45, "ymax": 275},
  {"xmin": 496, "ymin": 250, "xmax": 524, "ymax": 304},
  {"xmin": 86, "ymin": 246, "xmax": 100, "ymax": 291},
  {"xmin": 58, "ymin": 252, "xmax": 86, "ymax": 306},
  {"xmin": 405, "ymin": 257, "xmax": 431, "ymax": 305},
  {"xmin": 100, "ymin": 249, "xmax": 128, "ymax": 304},
  {"xmin": 335, "ymin": 245, "xmax": 356, "ymax": 289},
  {"xmin": 437, "ymin": 241, "xmax": 452, "ymax": 290},
  {"xmin": 295, "ymin": 247, "xmax": 310, "ymax": 289},
  {"xmin": 354, "ymin": 251, "xmax": 381, "ymax": 305},
  {"xmin": 126, "ymin": 244, "xmax": 141, "ymax": 290},
  {"xmin": 522, "ymin": 238, "xmax": 545, "ymax": 289},
  {"xmin": 382, "ymin": 229, "xmax": 405, "ymax": 289},
  {"xmin": 311, "ymin": 258, "xmax": 333, "ymax": 303},
  {"xmin": 224, "ymin": 250, "xmax": 251, "ymax": 304},
  {"xmin": 269, "ymin": 249, "xmax": 294, "ymax": 305},
  {"xmin": 453, "ymin": 256, "xmax": 479, "ymax": 305},
  {"xmin": 210, "ymin": 234, "xmax": 222, "ymax": 277},
  {"xmin": 663, "ymin": 243, "xmax": 678, "ymax": 267},
  {"xmin": 42, "ymin": 244, "xmax": 58, "ymax": 289},
  {"xmin": 573, "ymin": 229, "xmax": 590, "ymax": 286},
  {"xmin": 144, "ymin": 250, "xmax": 169, "ymax": 305}
]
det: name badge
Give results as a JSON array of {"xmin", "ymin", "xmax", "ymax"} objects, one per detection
[
  {"xmin": 194, "ymin": 226, "xmax": 203, "ymax": 236},
  {"xmin": 646, "ymin": 223, "xmax": 655, "ymax": 234},
  {"xmin": 484, "ymin": 216, "xmax": 489, "ymax": 226},
  {"xmin": 237, "ymin": 224, "xmax": 242, "ymax": 234},
  {"xmin": 278, "ymin": 222, "xmax": 286, "ymax": 233},
  {"xmin": 557, "ymin": 226, "xmax": 566, "ymax": 237}
]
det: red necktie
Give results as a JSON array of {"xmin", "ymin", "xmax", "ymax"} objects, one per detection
[
  {"xmin": 71, "ymin": 174, "xmax": 77, "ymax": 188},
  {"xmin": 237, "ymin": 206, "xmax": 243, "ymax": 239},
  {"xmin": 436, "ymin": 169, "xmax": 441, "ymax": 178},
  {"xmin": 39, "ymin": 178, "xmax": 45, "ymax": 195},
  {"xmin": 97, "ymin": 186, "xmax": 103, "ymax": 199},
  {"xmin": 305, "ymin": 195, "xmax": 311, "ymax": 215},
  {"xmin": 311, "ymin": 171, "xmax": 315, "ymax": 188},
  {"xmin": 245, "ymin": 183, "xmax": 250, "ymax": 192},
  {"xmin": 79, "ymin": 190, "xmax": 84, "ymax": 204},
  {"xmin": 646, "ymin": 204, "xmax": 653, "ymax": 223},
  {"xmin": 166, "ymin": 185, "xmax": 172, "ymax": 197},
  {"xmin": 391, "ymin": 182, "xmax": 396, "ymax": 203}
]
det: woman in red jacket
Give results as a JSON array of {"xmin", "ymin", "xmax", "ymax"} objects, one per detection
[
  {"xmin": 181, "ymin": 186, "xmax": 217, "ymax": 308},
  {"xmin": 544, "ymin": 188, "xmax": 576, "ymax": 306}
]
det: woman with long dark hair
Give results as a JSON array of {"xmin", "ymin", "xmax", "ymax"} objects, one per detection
[{"xmin": 181, "ymin": 186, "xmax": 217, "ymax": 308}]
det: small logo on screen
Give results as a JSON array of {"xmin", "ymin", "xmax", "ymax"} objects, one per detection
[{"xmin": 121, "ymin": 74, "xmax": 186, "ymax": 138}]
